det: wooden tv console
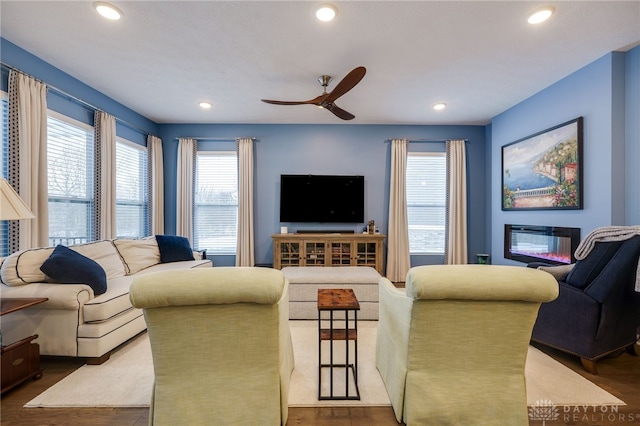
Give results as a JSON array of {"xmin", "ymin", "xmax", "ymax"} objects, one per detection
[{"xmin": 272, "ymin": 233, "xmax": 385, "ymax": 275}]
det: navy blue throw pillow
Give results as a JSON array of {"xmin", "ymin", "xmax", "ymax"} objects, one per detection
[
  {"xmin": 565, "ymin": 241, "xmax": 623, "ymax": 289},
  {"xmin": 156, "ymin": 235, "xmax": 195, "ymax": 263},
  {"xmin": 40, "ymin": 245, "xmax": 108, "ymax": 295}
]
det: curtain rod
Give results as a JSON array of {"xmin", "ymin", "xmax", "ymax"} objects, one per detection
[
  {"xmin": 1, "ymin": 62, "xmax": 158, "ymax": 138},
  {"xmin": 176, "ymin": 137, "xmax": 257, "ymax": 141},
  {"xmin": 386, "ymin": 138, "xmax": 468, "ymax": 142}
]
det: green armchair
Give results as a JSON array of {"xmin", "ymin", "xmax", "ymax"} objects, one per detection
[
  {"xmin": 376, "ymin": 265, "xmax": 558, "ymax": 425},
  {"xmin": 130, "ymin": 267, "xmax": 294, "ymax": 426}
]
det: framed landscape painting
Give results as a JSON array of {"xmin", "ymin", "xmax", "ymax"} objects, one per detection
[{"xmin": 502, "ymin": 117, "xmax": 583, "ymax": 211}]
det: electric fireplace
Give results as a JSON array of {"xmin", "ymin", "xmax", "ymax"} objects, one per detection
[{"xmin": 504, "ymin": 224, "xmax": 581, "ymax": 265}]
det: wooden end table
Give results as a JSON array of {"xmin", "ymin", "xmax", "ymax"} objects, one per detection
[
  {"xmin": 317, "ymin": 288, "xmax": 360, "ymax": 400},
  {"xmin": 1, "ymin": 297, "xmax": 48, "ymax": 394}
]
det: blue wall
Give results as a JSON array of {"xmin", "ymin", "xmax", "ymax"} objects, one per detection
[
  {"xmin": 625, "ymin": 46, "xmax": 640, "ymax": 225},
  {"xmin": 0, "ymin": 38, "xmax": 157, "ymax": 143},
  {"xmin": 3, "ymin": 36, "xmax": 637, "ymax": 270},
  {"xmin": 159, "ymin": 124, "xmax": 487, "ymax": 267},
  {"xmin": 490, "ymin": 47, "xmax": 640, "ymax": 265}
]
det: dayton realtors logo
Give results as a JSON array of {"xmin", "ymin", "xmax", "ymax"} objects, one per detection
[
  {"xmin": 529, "ymin": 400, "xmax": 560, "ymax": 425},
  {"xmin": 529, "ymin": 399, "xmax": 639, "ymax": 424}
]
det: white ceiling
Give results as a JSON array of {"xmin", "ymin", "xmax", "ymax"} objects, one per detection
[{"xmin": 1, "ymin": 1, "xmax": 639, "ymax": 125}]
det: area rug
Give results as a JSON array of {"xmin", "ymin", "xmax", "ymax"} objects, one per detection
[
  {"xmin": 288, "ymin": 320, "xmax": 390, "ymax": 406},
  {"xmin": 25, "ymin": 321, "xmax": 624, "ymax": 408}
]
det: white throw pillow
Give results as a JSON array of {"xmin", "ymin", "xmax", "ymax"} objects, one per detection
[
  {"xmin": 113, "ymin": 237, "xmax": 161, "ymax": 275},
  {"xmin": 537, "ymin": 264, "xmax": 575, "ymax": 281},
  {"xmin": 71, "ymin": 240, "xmax": 126, "ymax": 280},
  {"xmin": 0, "ymin": 247, "xmax": 55, "ymax": 286}
]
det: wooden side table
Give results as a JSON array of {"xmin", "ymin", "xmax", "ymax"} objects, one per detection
[
  {"xmin": 317, "ymin": 288, "xmax": 360, "ymax": 400},
  {"xmin": 1, "ymin": 297, "xmax": 48, "ymax": 394}
]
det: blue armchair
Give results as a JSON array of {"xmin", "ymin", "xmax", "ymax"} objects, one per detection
[{"xmin": 531, "ymin": 235, "xmax": 640, "ymax": 374}]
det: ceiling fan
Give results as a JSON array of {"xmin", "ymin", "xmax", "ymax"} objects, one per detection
[{"xmin": 261, "ymin": 66, "xmax": 366, "ymax": 120}]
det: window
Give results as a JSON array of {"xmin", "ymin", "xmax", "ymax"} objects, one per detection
[
  {"xmin": 406, "ymin": 152, "xmax": 446, "ymax": 254},
  {"xmin": 116, "ymin": 138, "xmax": 148, "ymax": 238},
  {"xmin": 47, "ymin": 112, "xmax": 95, "ymax": 246},
  {"xmin": 194, "ymin": 152, "xmax": 238, "ymax": 254},
  {"xmin": 0, "ymin": 92, "xmax": 8, "ymax": 256}
]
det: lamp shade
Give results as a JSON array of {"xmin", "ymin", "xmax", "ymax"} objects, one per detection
[{"xmin": 0, "ymin": 178, "xmax": 35, "ymax": 220}]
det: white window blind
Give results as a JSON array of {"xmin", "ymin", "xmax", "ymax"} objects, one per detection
[
  {"xmin": 47, "ymin": 112, "xmax": 95, "ymax": 246},
  {"xmin": 406, "ymin": 152, "xmax": 446, "ymax": 254},
  {"xmin": 0, "ymin": 93, "xmax": 7, "ymax": 178},
  {"xmin": 0, "ymin": 92, "xmax": 8, "ymax": 256},
  {"xmin": 194, "ymin": 151, "xmax": 238, "ymax": 254},
  {"xmin": 116, "ymin": 138, "xmax": 149, "ymax": 238}
]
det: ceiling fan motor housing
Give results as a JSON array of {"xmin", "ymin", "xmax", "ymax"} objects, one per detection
[{"xmin": 318, "ymin": 75, "xmax": 333, "ymax": 88}]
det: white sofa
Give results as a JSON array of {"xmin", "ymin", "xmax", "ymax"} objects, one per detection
[{"xmin": 0, "ymin": 237, "xmax": 211, "ymax": 363}]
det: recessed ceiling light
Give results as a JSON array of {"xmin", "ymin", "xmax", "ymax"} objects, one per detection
[
  {"xmin": 94, "ymin": 2, "xmax": 123, "ymax": 20},
  {"xmin": 527, "ymin": 6, "xmax": 555, "ymax": 25},
  {"xmin": 199, "ymin": 101, "xmax": 213, "ymax": 109},
  {"xmin": 316, "ymin": 4, "xmax": 337, "ymax": 22},
  {"xmin": 433, "ymin": 103, "xmax": 447, "ymax": 111}
]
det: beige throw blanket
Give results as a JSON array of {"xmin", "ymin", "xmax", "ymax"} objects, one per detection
[{"xmin": 574, "ymin": 226, "xmax": 640, "ymax": 292}]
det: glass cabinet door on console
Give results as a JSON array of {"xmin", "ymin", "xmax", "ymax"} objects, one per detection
[
  {"xmin": 278, "ymin": 241, "xmax": 301, "ymax": 267},
  {"xmin": 305, "ymin": 242, "xmax": 326, "ymax": 266},
  {"xmin": 356, "ymin": 242, "xmax": 378, "ymax": 268},
  {"xmin": 331, "ymin": 242, "xmax": 351, "ymax": 266}
]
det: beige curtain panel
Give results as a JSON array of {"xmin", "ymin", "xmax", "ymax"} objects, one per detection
[
  {"xmin": 236, "ymin": 137, "xmax": 255, "ymax": 266},
  {"xmin": 8, "ymin": 70, "xmax": 48, "ymax": 251},
  {"xmin": 386, "ymin": 138, "xmax": 411, "ymax": 282},
  {"xmin": 148, "ymin": 135, "xmax": 164, "ymax": 235},
  {"xmin": 445, "ymin": 139, "xmax": 468, "ymax": 264},
  {"xmin": 176, "ymin": 137, "xmax": 196, "ymax": 242},
  {"xmin": 95, "ymin": 111, "xmax": 117, "ymax": 240}
]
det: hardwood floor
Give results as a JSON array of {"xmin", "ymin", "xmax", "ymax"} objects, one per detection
[{"xmin": 2, "ymin": 343, "xmax": 638, "ymax": 425}]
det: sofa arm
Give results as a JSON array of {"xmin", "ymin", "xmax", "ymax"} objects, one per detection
[
  {"xmin": 131, "ymin": 267, "xmax": 286, "ymax": 308},
  {"xmin": 407, "ymin": 265, "xmax": 558, "ymax": 303},
  {"xmin": 376, "ymin": 277, "xmax": 413, "ymax": 422},
  {"xmin": 0, "ymin": 282, "xmax": 92, "ymax": 309}
]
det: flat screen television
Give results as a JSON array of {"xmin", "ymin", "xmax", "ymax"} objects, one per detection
[{"xmin": 280, "ymin": 174, "xmax": 365, "ymax": 223}]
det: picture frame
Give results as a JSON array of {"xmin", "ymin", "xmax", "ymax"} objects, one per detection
[{"xmin": 502, "ymin": 117, "xmax": 583, "ymax": 211}]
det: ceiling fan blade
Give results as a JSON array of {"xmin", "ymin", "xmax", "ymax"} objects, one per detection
[
  {"xmin": 324, "ymin": 66, "xmax": 366, "ymax": 103},
  {"xmin": 261, "ymin": 94, "xmax": 326, "ymax": 106},
  {"xmin": 261, "ymin": 99, "xmax": 313, "ymax": 105},
  {"xmin": 326, "ymin": 103, "xmax": 355, "ymax": 120}
]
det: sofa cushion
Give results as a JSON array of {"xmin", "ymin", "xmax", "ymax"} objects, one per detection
[
  {"xmin": 565, "ymin": 241, "xmax": 623, "ymax": 289},
  {"xmin": 70, "ymin": 240, "xmax": 126, "ymax": 280},
  {"xmin": 136, "ymin": 259, "xmax": 212, "ymax": 275},
  {"xmin": 82, "ymin": 259, "xmax": 212, "ymax": 323},
  {"xmin": 1, "ymin": 247, "xmax": 54, "ymax": 286},
  {"xmin": 40, "ymin": 245, "xmax": 108, "ymax": 295},
  {"xmin": 282, "ymin": 266, "xmax": 381, "ymax": 284},
  {"xmin": 156, "ymin": 235, "xmax": 195, "ymax": 263},
  {"xmin": 282, "ymin": 266, "xmax": 381, "ymax": 303},
  {"xmin": 113, "ymin": 237, "xmax": 161, "ymax": 275},
  {"xmin": 83, "ymin": 275, "xmax": 135, "ymax": 322}
]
